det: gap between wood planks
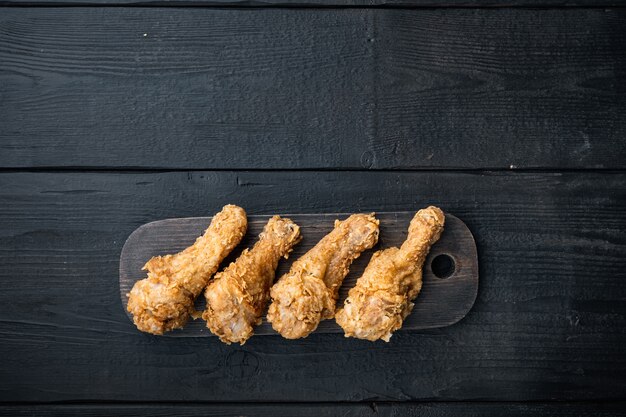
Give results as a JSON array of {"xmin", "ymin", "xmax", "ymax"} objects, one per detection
[
  {"xmin": 0, "ymin": 167, "xmax": 625, "ymax": 174},
  {"xmin": 2, "ymin": 402, "xmax": 626, "ymax": 417},
  {"xmin": 1, "ymin": 400, "xmax": 626, "ymax": 416},
  {"xmin": 1, "ymin": 3, "xmax": 626, "ymax": 7}
]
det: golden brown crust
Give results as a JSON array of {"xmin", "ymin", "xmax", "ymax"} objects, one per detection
[
  {"xmin": 267, "ymin": 213, "xmax": 379, "ymax": 339},
  {"xmin": 335, "ymin": 206, "xmax": 444, "ymax": 342},
  {"xmin": 203, "ymin": 216, "xmax": 301, "ymax": 344},
  {"xmin": 127, "ymin": 205, "xmax": 247, "ymax": 335}
]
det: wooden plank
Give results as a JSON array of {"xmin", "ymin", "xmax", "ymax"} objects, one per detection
[
  {"xmin": 1, "ymin": 402, "xmax": 625, "ymax": 417},
  {"xmin": 3, "ymin": 0, "xmax": 626, "ymax": 6},
  {"xmin": 0, "ymin": 171, "xmax": 624, "ymax": 402},
  {"xmin": 1, "ymin": 8, "xmax": 625, "ymax": 169},
  {"xmin": 119, "ymin": 213, "xmax": 478, "ymax": 336}
]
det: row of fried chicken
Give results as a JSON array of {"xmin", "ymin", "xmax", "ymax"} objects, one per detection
[{"xmin": 127, "ymin": 204, "xmax": 444, "ymax": 344}]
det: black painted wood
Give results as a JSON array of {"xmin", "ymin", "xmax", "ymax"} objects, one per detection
[
  {"xmin": 1, "ymin": 9, "xmax": 625, "ymax": 169},
  {"xmin": 119, "ymin": 213, "xmax": 478, "ymax": 336},
  {"xmin": 3, "ymin": 0, "xmax": 626, "ymax": 5},
  {"xmin": 1, "ymin": 402, "xmax": 625, "ymax": 417},
  {"xmin": 0, "ymin": 171, "xmax": 624, "ymax": 402}
]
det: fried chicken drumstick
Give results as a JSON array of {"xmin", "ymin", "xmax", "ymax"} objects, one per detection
[
  {"xmin": 203, "ymin": 216, "xmax": 301, "ymax": 344},
  {"xmin": 267, "ymin": 213, "xmax": 379, "ymax": 339},
  {"xmin": 335, "ymin": 206, "xmax": 444, "ymax": 342},
  {"xmin": 127, "ymin": 205, "xmax": 247, "ymax": 335}
]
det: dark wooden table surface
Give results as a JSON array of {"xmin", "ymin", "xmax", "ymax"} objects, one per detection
[{"xmin": 1, "ymin": 0, "xmax": 626, "ymax": 415}]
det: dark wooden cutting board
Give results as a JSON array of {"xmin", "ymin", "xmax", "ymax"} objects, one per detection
[{"xmin": 119, "ymin": 212, "xmax": 478, "ymax": 337}]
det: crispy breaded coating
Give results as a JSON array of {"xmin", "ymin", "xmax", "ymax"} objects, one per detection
[
  {"xmin": 335, "ymin": 206, "xmax": 444, "ymax": 342},
  {"xmin": 267, "ymin": 213, "xmax": 379, "ymax": 339},
  {"xmin": 127, "ymin": 205, "xmax": 247, "ymax": 335},
  {"xmin": 203, "ymin": 216, "xmax": 301, "ymax": 344}
]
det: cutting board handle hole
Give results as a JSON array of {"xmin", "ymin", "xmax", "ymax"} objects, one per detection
[{"xmin": 431, "ymin": 254, "xmax": 455, "ymax": 279}]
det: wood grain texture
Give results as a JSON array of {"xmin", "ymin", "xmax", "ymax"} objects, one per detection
[
  {"xmin": 0, "ymin": 170, "xmax": 624, "ymax": 402},
  {"xmin": 1, "ymin": 8, "xmax": 625, "ymax": 169},
  {"xmin": 119, "ymin": 213, "xmax": 478, "ymax": 336},
  {"xmin": 1, "ymin": 402, "xmax": 625, "ymax": 417},
  {"xmin": 3, "ymin": 0, "xmax": 626, "ymax": 6}
]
